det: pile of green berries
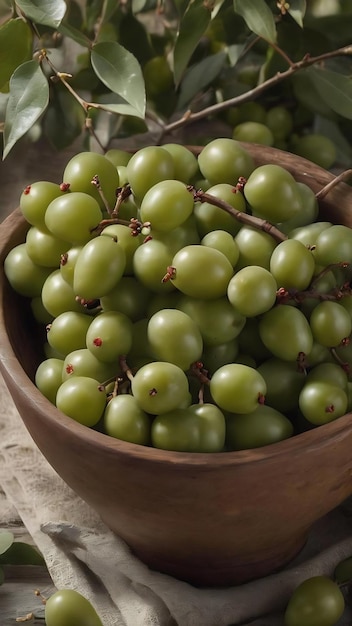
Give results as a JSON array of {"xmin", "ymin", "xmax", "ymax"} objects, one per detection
[{"xmin": 4, "ymin": 138, "xmax": 352, "ymax": 453}]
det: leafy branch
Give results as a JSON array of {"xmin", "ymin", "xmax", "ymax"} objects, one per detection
[
  {"xmin": 1, "ymin": 0, "xmax": 352, "ymax": 159},
  {"xmin": 161, "ymin": 45, "xmax": 352, "ymax": 137}
]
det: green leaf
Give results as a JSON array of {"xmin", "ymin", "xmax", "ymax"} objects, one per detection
[
  {"xmin": 172, "ymin": 0, "xmax": 190, "ymax": 18},
  {"xmin": 307, "ymin": 66, "xmax": 352, "ymax": 120},
  {"xmin": 288, "ymin": 0, "xmax": 306, "ymax": 28},
  {"xmin": 131, "ymin": 0, "xmax": 148, "ymax": 13},
  {"xmin": 63, "ymin": 0, "xmax": 84, "ymax": 31},
  {"xmin": 44, "ymin": 82, "xmax": 85, "ymax": 150},
  {"xmin": 91, "ymin": 85, "xmax": 147, "ymax": 118},
  {"xmin": 227, "ymin": 43, "xmax": 246, "ymax": 67},
  {"xmin": 306, "ymin": 13, "xmax": 352, "ymax": 49},
  {"xmin": 173, "ymin": 0, "xmax": 212, "ymax": 87},
  {"xmin": 131, "ymin": 0, "xmax": 144, "ymax": 11},
  {"xmin": 3, "ymin": 60, "xmax": 49, "ymax": 159},
  {"xmin": 96, "ymin": 101, "xmax": 146, "ymax": 119},
  {"xmin": 177, "ymin": 50, "xmax": 227, "ymax": 110},
  {"xmin": 15, "ymin": 0, "xmax": 67, "ymax": 29},
  {"xmin": 91, "ymin": 41, "xmax": 145, "ymax": 117},
  {"xmin": 232, "ymin": 0, "xmax": 277, "ymax": 43},
  {"xmin": 84, "ymin": 0, "xmax": 101, "ymax": 32},
  {"xmin": 292, "ymin": 70, "xmax": 335, "ymax": 119},
  {"xmin": 211, "ymin": 0, "xmax": 227, "ymax": 19},
  {"xmin": 100, "ymin": 0, "xmax": 120, "ymax": 23},
  {"xmin": 118, "ymin": 12, "xmax": 154, "ymax": 65},
  {"xmin": 0, "ymin": 541, "xmax": 45, "ymax": 565},
  {"xmin": 0, "ymin": 530, "xmax": 14, "ymax": 556},
  {"xmin": 0, "ymin": 18, "xmax": 33, "ymax": 92},
  {"xmin": 58, "ymin": 21, "xmax": 92, "ymax": 48}
]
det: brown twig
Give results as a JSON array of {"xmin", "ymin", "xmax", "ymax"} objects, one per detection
[
  {"xmin": 315, "ymin": 169, "xmax": 352, "ymax": 200},
  {"xmin": 189, "ymin": 186, "xmax": 288, "ymax": 243},
  {"xmin": 119, "ymin": 355, "xmax": 134, "ymax": 382}
]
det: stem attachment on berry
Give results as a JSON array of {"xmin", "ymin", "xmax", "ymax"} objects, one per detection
[
  {"xmin": 330, "ymin": 347, "xmax": 350, "ymax": 374},
  {"xmin": 119, "ymin": 355, "xmax": 134, "ymax": 383},
  {"xmin": 190, "ymin": 361, "xmax": 211, "ymax": 385},
  {"xmin": 297, "ymin": 352, "xmax": 308, "ymax": 374},
  {"xmin": 112, "ymin": 184, "xmax": 133, "ymax": 217},
  {"xmin": 162, "ymin": 266, "xmax": 176, "ymax": 283}
]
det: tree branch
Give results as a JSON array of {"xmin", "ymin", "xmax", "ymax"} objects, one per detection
[{"xmin": 162, "ymin": 46, "xmax": 352, "ymax": 136}]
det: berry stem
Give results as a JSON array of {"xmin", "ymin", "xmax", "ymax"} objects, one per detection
[
  {"xmin": 119, "ymin": 355, "xmax": 134, "ymax": 382},
  {"xmin": 112, "ymin": 185, "xmax": 133, "ymax": 217},
  {"xmin": 310, "ymin": 262, "xmax": 351, "ymax": 288},
  {"xmin": 91, "ymin": 175, "xmax": 111, "ymax": 213},
  {"xmin": 190, "ymin": 362, "xmax": 211, "ymax": 386},
  {"xmin": 330, "ymin": 348, "xmax": 350, "ymax": 374},
  {"xmin": 188, "ymin": 186, "xmax": 288, "ymax": 243}
]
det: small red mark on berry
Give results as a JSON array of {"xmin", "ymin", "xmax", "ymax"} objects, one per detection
[
  {"xmin": 258, "ymin": 393, "xmax": 266, "ymax": 405},
  {"xmin": 60, "ymin": 182, "xmax": 70, "ymax": 192},
  {"xmin": 23, "ymin": 185, "xmax": 31, "ymax": 195},
  {"xmin": 60, "ymin": 252, "xmax": 68, "ymax": 266},
  {"xmin": 65, "ymin": 364, "xmax": 74, "ymax": 374},
  {"xmin": 93, "ymin": 337, "xmax": 103, "ymax": 347}
]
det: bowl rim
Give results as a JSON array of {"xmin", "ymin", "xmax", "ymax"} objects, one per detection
[{"xmin": 2, "ymin": 143, "xmax": 352, "ymax": 469}]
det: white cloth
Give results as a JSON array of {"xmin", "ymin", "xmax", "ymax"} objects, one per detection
[{"xmin": 1, "ymin": 373, "xmax": 352, "ymax": 626}]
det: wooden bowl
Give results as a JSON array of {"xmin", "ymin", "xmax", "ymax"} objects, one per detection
[{"xmin": 1, "ymin": 143, "xmax": 352, "ymax": 588}]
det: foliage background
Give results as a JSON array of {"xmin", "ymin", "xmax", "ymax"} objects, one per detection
[{"xmin": 0, "ymin": 0, "xmax": 352, "ymax": 170}]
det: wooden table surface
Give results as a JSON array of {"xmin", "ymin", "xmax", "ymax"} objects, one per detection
[{"xmin": 1, "ymin": 524, "xmax": 56, "ymax": 625}]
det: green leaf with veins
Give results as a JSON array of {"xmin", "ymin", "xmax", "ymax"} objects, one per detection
[
  {"xmin": 15, "ymin": 0, "xmax": 67, "ymax": 29},
  {"xmin": 0, "ymin": 18, "xmax": 33, "ymax": 92},
  {"xmin": 177, "ymin": 51, "xmax": 227, "ymax": 111},
  {"xmin": 233, "ymin": 0, "xmax": 277, "ymax": 43},
  {"xmin": 307, "ymin": 66, "xmax": 352, "ymax": 120},
  {"xmin": 173, "ymin": 0, "xmax": 213, "ymax": 87},
  {"xmin": 91, "ymin": 41, "xmax": 146, "ymax": 117},
  {"xmin": 95, "ymin": 101, "xmax": 146, "ymax": 119},
  {"xmin": 288, "ymin": 0, "xmax": 307, "ymax": 28},
  {"xmin": 58, "ymin": 22, "xmax": 92, "ymax": 48},
  {"xmin": 3, "ymin": 60, "xmax": 49, "ymax": 159}
]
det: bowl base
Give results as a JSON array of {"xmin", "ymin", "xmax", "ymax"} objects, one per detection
[{"xmin": 105, "ymin": 523, "xmax": 308, "ymax": 587}]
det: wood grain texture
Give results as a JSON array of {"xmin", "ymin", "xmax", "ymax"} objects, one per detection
[{"xmin": 0, "ymin": 527, "xmax": 55, "ymax": 625}]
